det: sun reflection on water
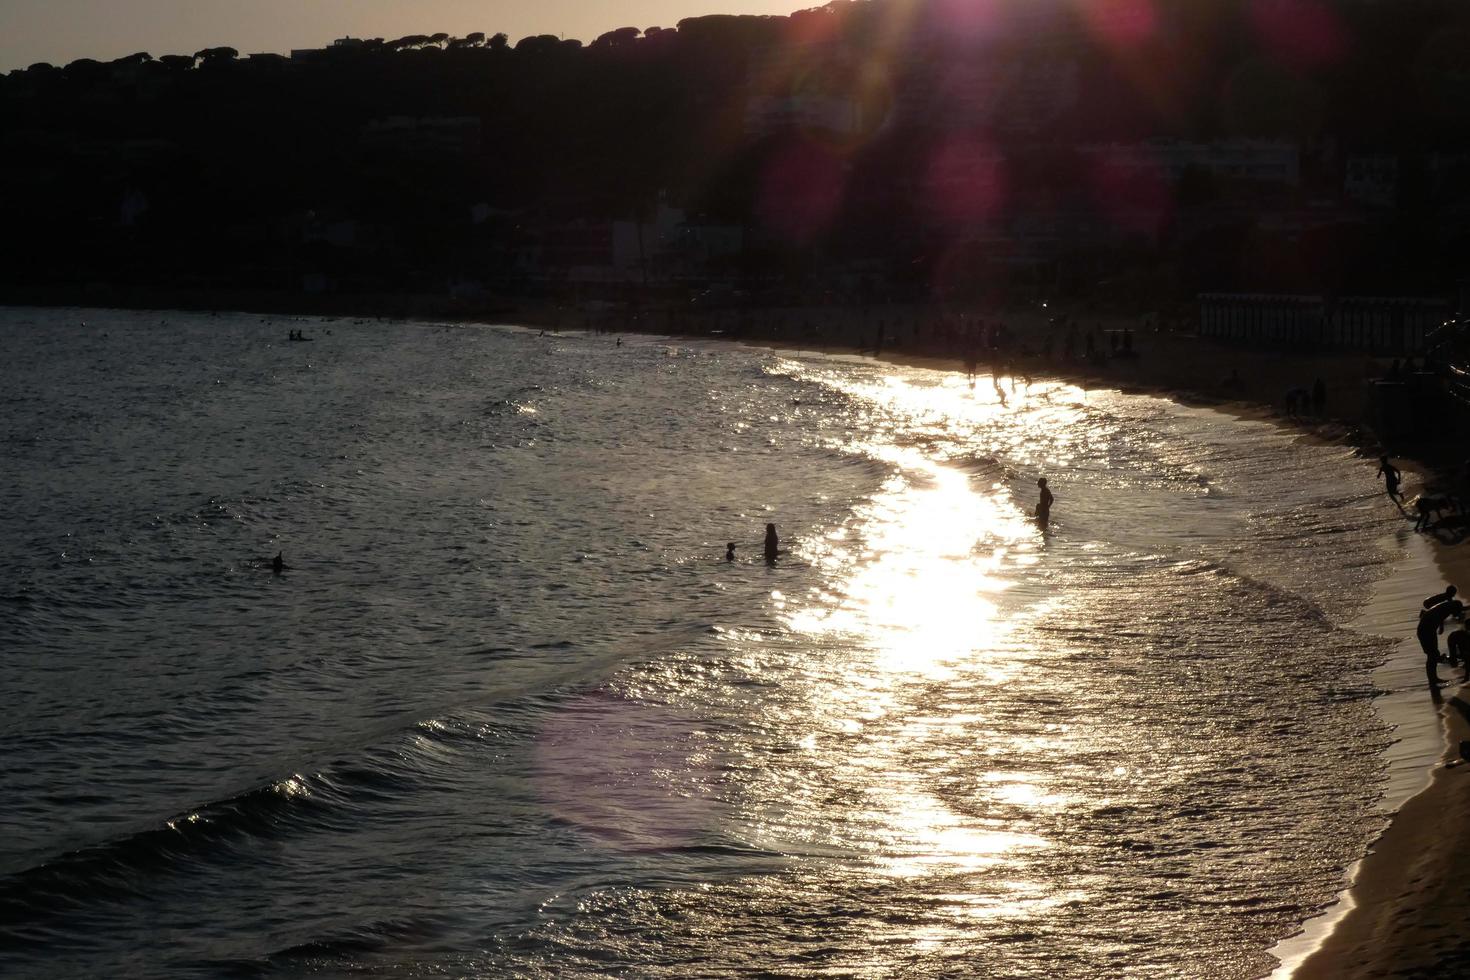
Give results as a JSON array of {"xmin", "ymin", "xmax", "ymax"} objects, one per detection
[{"xmin": 763, "ymin": 367, "xmax": 1072, "ymax": 904}]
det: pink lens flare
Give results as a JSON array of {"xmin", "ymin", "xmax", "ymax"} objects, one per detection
[
  {"xmin": 756, "ymin": 140, "xmax": 847, "ymax": 245},
  {"xmin": 1079, "ymin": 0, "xmax": 1160, "ymax": 51},
  {"xmin": 1249, "ymin": 0, "xmax": 1349, "ymax": 70},
  {"xmin": 533, "ymin": 691, "xmax": 717, "ymax": 852},
  {"xmin": 921, "ymin": 138, "xmax": 1009, "ymax": 228}
]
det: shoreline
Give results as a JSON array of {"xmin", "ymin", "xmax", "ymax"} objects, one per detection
[
  {"xmin": 1268, "ymin": 529, "xmax": 1465, "ymax": 977},
  {"xmin": 1282, "ymin": 523, "xmax": 1470, "ymax": 978},
  {"xmin": 9, "ymin": 301, "xmax": 1467, "ymax": 975}
]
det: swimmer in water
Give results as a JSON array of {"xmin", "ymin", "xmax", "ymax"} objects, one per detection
[
  {"xmin": 726, "ymin": 542, "xmax": 736, "ymax": 562},
  {"xmin": 764, "ymin": 523, "xmax": 779, "ymax": 563},
  {"xmin": 272, "ymin": 552, "xmax": 284, "ymax": 574}
]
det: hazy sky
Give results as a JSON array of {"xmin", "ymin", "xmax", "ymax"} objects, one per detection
[{"xmin": 0, "ymin": 0, "xmax": 811, "ymax": 71}]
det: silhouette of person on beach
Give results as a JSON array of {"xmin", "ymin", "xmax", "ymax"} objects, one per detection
[
  {"xmin": 1378, "ymin": 456, "xmax": 1403, "ymax": 502},
  {"xmin": 1448, "ymin": 626, "xmax": 1470, "ymax": 671},
  {"xmin": 726, "ymin": 542, "xmax": 736, "ymax": 562},
  {"xmin": 1417, "ymin": 598, "xmax": 1464, "ymax": 685},
  {"xmin": 764, "ymin": 523, "xmax": 780, "ymax": 564},
  {"xmin": 1425, "ymin": 585, "xmax": 1458, "ymax": 608},
  {"xmin": 1035, "ymin": 478, "xmax": 1054, "ymax": 529}
]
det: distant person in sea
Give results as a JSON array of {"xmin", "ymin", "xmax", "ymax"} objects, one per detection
[
  {"xmin": 272, "ymin": 551, "xmax": 285, "ymax": 575},
  {"xmin": 1417, "ymin": 597, "xmax": 1464, "ymax": 684},
  {"xmin": 726, "ymin": 542, "xmax": 736, "ymax": 562},
  {"xmin": 764, "ymin": 524, "xmax": 781, "ymax": 564},
  {"xmin": 1378, "ymin": 456, "xmax": 1403, "ymax": 503},
  {"xmin": 1035, "ymin": 478, "xmax": 1054, "ymax": 529}
]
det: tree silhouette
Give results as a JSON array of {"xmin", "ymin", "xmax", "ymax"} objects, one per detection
[{"xmin": 0, "ymin": 0, "xmax": 1466, "ymax": 308}]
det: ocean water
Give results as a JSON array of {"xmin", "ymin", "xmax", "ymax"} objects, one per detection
[{"xmin": 0, "ymin": 308, "xmax": 1405, "ymax": 978}]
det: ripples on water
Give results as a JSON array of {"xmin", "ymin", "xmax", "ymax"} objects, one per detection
[{"xmin": 0, "ymin": 309, "xmax": 1401, "ymax": 978}]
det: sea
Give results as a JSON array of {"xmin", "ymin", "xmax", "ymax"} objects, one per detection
[{"xmin": 0, "ymin": 307, "xmax": 1411, "ymax": 978}]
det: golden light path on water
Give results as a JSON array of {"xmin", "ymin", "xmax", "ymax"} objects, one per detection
[{"xmin": 758, "ymin": 365, "xmax": 1077, "ymax": 913}]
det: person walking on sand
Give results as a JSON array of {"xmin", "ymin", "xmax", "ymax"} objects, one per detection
[
  {"xmin": 1378, "ymin": 456, "xmax": 1403, "ymax": 503},
  {"xmin": 1035, "ymin": 478, "xmax": 1054, "ymax": 530},
  {"xmin": 764, "ymin": 523, "xmax": 780, "ymax": 564},
  {"xmin": 1417, "ymin": 597, "xmax": 1464, "ymax": 685}
]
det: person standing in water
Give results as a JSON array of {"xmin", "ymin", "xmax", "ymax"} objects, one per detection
[
  {"xmin": 764, "ymin": 524, "xmax": 780, "ymax": 563},
  {"xmin": 725, "ymin": 542, "xmax": 736, "ymax": 562},
  {"xmin": 1417, "ymin": 597, "xmax": 1464, "ymax": 685},
  {"xmin": 1378, "ymin": 456, "xmax": 1403, "ymax": 503},
  {"xmin": 271, "ymin": 552, "xmax": 285, "ymax": 575},
  {"xmin": 1035, "ymin": 478, "xmax": 1054, "ymax": 529}
]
